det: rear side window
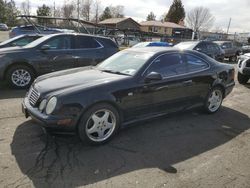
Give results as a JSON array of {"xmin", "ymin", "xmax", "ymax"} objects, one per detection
[
  {"xmin": 76, "ymin": 36, "xmax": 101, "ymax": 49},
  {"xmin": 184, "ymin": 54, "xmax": 209, "ymax": 72},
  {"xmin": 96, "ymin": 38, "xmax": 118, "ymax": 48},
  {"xmin": 195, "ymin": 43, "xmax": 207, "ymax": 51},
  {"xmin": 146, "ymin": 53, "xmax": 187, "ymax": 78}
]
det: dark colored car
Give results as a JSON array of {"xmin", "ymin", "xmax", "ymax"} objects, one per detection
[
  {"xmin": 0, "ymin": 23, "xmax": 8, "ymax": 31},
  {"xmin": 214, "ymin": 41, "xmax": 242, "ymax": 62},
  {"xmin": 132, "ymin": 42, "xmax": 171, "ymax": 48},
  {"xmin": 0, "ymin": 34, "xmax": 43, "ymax": 48},
  {"xmin": 175, "ymin": 41, "xmax": 225, "ymax": 62},
  {"xmin": 22, "ymin": 47, "xmax": 235, "ymax": 145},
  {"xmin": 0, "ymin": 33, "xmax": 119, "ymax": 89},
  {"xmin": 9, "ymin": 25, "xmax": 74, "ymax": 38}
]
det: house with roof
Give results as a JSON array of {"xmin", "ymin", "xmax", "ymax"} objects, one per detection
[
  {"xmin": 140, "ymin": 20, "xmax": 192, "ymax": 39},
  {"xmin": 98, "ymin": 17, "xmax": 141, "ymax": 31}
]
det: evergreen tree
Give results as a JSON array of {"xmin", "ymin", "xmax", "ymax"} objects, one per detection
[
  {"xmin": 165, "ymin": 0, "xmax": 185, "ymax": 23},
  {"xmin": 37, "ymin": 4, "xmax": 52, "ymax": 24},
  {"xmin": 99, "ymin": 7, "xmax": 112, "ymax": 21},
  {"xmin": 0, "ymin": 0, "xmax": 19, "ymax": 26},
  {"xmin": 146, "ymin": 12, "xmax": 156, "ymax": 21}
]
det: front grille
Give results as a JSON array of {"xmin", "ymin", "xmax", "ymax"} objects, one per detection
[{"xmin": 28, "ymin": 87, "xmax": 40, "ymax": 106}]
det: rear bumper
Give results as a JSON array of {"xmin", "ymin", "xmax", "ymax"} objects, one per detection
[
  {"xmin": 225, "ymin": 82, "xmax": 235, "ymax": 97},
  {"xmin": 22, "ymin": 97, "xmax": 76, "ymax": 132}
]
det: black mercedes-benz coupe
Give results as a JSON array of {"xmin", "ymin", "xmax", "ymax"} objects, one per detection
[{"xmin": 22, "ymin": 47, "xmax": 235, "ymax": 145}]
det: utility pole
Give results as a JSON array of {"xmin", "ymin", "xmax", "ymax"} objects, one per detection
[
  {"xmin": 226, "ymin": 18, "xmax": 231, "ymax": 35},
  {"xmin": 77, "ymin": 0, "xmax": 80, "ymax": 32}
]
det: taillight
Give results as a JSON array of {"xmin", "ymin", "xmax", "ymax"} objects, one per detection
[{"xmin": 230, "ymin": 69, "xmax": 235, "ymax": 80}]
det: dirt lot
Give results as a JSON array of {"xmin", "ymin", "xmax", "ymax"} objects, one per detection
[{"xmin": 0, "ymin": 76, "xmax": 249, "ymax": 188}]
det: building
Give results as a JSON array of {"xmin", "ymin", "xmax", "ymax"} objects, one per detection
[
  {"xmin": 98, "ymin": 17, "xmax": 141, "ymax": 31},
  {"xmin": 140, "ymin": 21, "xmax": 192, "ymax": 39},
  {"xmin": 199, "ymin": 31, "xmax": 228, "ymax": 41}
]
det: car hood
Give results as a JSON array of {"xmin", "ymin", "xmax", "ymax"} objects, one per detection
[
  {"xmin": 34, "ymin": 67, "xmax": 129, "ymax": 95},
  {"xmin": 0, "ymin": 46, "xmax": 29, "ymax": 54}
]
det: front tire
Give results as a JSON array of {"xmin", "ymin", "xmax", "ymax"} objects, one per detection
[
  {"xmin": 237, "ymin": 72, "xmax": 249, "ymax": 84},
  {"xmin": 6, "ymin": 65, "xmax": 35, "ymax": 89},
  {"xmin": 78, "ymin": 103, "xmax": 120, "ymax": 145},
  {"xmin": 204, "ymin": 87, "xmax": 223, "ymax": 114}
]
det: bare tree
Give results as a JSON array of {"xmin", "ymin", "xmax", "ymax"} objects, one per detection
[
  {"xmin": 20, "ymin": 0, "xmax": 30, "ymax": 15},
  {"xmin": 80, "ymin": 0, "xmax": 92, "ymax": 21},
  {"xmin": 92, "ymin": 0, "xmax": 101, "ymax": 24},
  {"xmin": 185, "ymin": 6, "xmax": 214, "ymax": 33},
  {"xmin": 62, "ymin": 3, "xmax": 75, "ymax": 18},
  {"xmin": 110, "ymin": 5, "xmax": 124, "ymax": 18}
]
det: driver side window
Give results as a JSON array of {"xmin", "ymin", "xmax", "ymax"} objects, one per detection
[
  {"xmin": 146, "ymin": 53, "xmax": 187, "ymax": 78},
  {"xmin": 44, "ymin": 36, "xmax": 72, "ymax": 50}
]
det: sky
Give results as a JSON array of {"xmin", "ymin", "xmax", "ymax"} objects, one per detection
[{"xmin": 14, "ymin": 0, "xmax": 250, "ymax": 33}]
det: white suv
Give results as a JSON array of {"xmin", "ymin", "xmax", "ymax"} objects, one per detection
[{"xmin": 237, "ymin": 53, "xmax": 250, "ymax": 84}]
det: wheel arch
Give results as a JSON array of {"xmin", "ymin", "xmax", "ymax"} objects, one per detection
[
  {"xmin": 76, "ymin": 100, "xmax": 124, "ymax": 128},
  {"xmin": 4, "ymin": 62, "xmax": 37, "ymax": 80},
  {"xmin": 211, "ymin": 83, "xmax": 226, "ymax": 98}
]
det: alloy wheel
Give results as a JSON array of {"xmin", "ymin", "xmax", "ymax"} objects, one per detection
[
  {"xmin": 207, "ymin": 89, "xmax": 223, "ymax": 112},
  {"xmin": 85, "ymin": 109, "xmax": 116, "ymax": 142},
  {"xmin": 11, "ymin": 69, "xmax": 31, "ymax": 87}
]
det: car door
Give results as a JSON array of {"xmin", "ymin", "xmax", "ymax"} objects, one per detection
[
  {"xmin": 123, "ymin": 53, "xmax": 197, "ymax": 119},
  {"xmin": 73, "ymin": 35, "xmax": 103, "ymax": 67},
  {"xmin": 36, "ymin": 35, "xmax": 77, "ymax": 73}
]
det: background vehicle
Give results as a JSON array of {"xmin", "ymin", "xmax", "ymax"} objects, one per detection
[
  {"xmin": 132, "ymin": 41, "xmax": 170, "ymax": 48},
  {"xmin": 175, "ymin": 41, "xmax": 225, "ymax": 62},
  {"xmin": 0, "ymin": 23, "xmax": 8, "ymax": 31},
  {"xmin": 214, "ymin": 41, "xmax": 242, "ymax": 62},
  {"xmin": 0, "ymin": 34, "xmax": 43, "ymax": 48},
  {"xmin": 9, "ymin": 25, "xmax": 74, "ymax": 38},
  {"xmin": 22, "ymin": 47, "xmax": 235, "ymax": 145},
  {"xmin": 242, "ymin": 45, "xmax": 250, "ymax": 54},
  {"xmin": 237, "ymin": 53, "xmax": 250, "ymax": 84},
  {"xmin": 0, "ymin": 33, "xmax": 119, "ymax": 89}
]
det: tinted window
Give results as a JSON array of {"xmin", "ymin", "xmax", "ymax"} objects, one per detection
[
  {"xmin": 44, "ymin": 36, "xmax": 72, "ymax": 49},
  {"xmin": 76, "ymin": 36, "xmax": 101, "ymax": 49},
  {"xmin": 146, "ymin": 53, "xmax": 187, "ymax": 77},
  {"xmin": 196, "ymin": 43, "xmax": 207, "ymax": 51},
  {"xmin": 96, "ymin": 38, "xmax": 118, "ymax": 48},
  {"xmin": 12, "ymin": 36, "xmax": 39, "ymax": 46},
  {"xmin": 184, "ymin": 54, "xmax": 209, "ymax": 72}
]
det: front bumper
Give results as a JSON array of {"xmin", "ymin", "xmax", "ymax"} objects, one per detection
[{"xmin": 22, "ymin": 97, "xmax": 76, "ymax": 132}]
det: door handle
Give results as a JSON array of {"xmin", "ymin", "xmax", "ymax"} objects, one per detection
[{"xmin": 182, "ymin": 80, "xmax": 193, "ymax": 85}]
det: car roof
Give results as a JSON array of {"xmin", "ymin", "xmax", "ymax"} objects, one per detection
[{"xmin": 125, "ymin": 47, "xmax": 180, "ymax": 54}]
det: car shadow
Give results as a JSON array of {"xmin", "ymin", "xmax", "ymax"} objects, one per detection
[
  {"xmin": 0, "ymin": 87, "xmax": 27, "ymax": 99},
  {"xmin": 243, "ymin": 82, "xmax": 250, "ymax": 89},
  {"xmin": 10, "ymin": 107, "xmax": 250, "ymax": 187}
]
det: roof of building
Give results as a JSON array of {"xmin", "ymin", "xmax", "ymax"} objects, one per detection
[
  {"xmin": 99, "ymin": 17, "xmax": 140, "ymax": 26},
  {"xmin": 140, "ymin": 21, "xmax": 186, "ymax": 29}
]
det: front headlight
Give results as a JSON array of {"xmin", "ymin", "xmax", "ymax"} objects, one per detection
[
  {"xmin": 45, "ymin": 97, "xmax": 57, "ymax": 115},
  {"xmin": 39, "ymin": 99, "xmax": 47, "ymax": 111}
]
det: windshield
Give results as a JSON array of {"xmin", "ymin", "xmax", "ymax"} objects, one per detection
[
  {"xmin": 0, "ymin": 35, "xmax": 24, "ymax": 45},
  {"xmin": 25, "ymin": 35, "xmax": 53, "ymax": 48},
  {"xmin": 97, "ymin": 50, "xmax": 154, "ymax": 76}
]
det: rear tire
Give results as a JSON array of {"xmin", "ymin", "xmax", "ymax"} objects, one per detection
[
  {"xmin": 204, "ymin": 87, "xmax": 223, "ymax": 114},
  {"xmin": 78, "ymin": 103, "xmax": 120, "ymax": 145},
  {"xmin": 6, "ymin": 65, "xmax": 35, "ymax": 89},
  {"xmin": 237, "ymin": 72, "xmax": 249, "ymax": 84}
]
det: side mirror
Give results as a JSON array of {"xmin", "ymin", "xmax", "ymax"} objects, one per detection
[
  {"xmin": 145, "ymin": 72, "xmax": 163, "ymax": 83},
  {"xmin": 40, "ymin": 44, "xmax": 50, "ymax": 50},
  {"xmin": 195, "ymin": 47, "xmax": 202, "ymax": 52}
]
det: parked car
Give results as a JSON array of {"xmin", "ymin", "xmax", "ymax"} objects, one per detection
[
  {"xmin": 242, "ymin": 45, "xmax": 250, "ymax": 54},
  {"xmin": 9, "ymin": 25, "xmax": 74, "ymax": 38},
  {"xmin": 132, "ymin": 42, "xmax": 171, "ymax": 48},
  {"xmin": 214, "ymin": 41, "xmax": 242, "ymax": 62},
  {"xmin": 175, "ymin": 41, "xmax": 225, "ymax": 62},
  {"xmin": 0, "ymin": 34, "xmax": 43, "ymax": 48},
  {"xmin": 0, "ymin": 33, "xmax": 119, "ymax": 89},
  {"xmin": 237, "ymin": 53, "xmax": 250, "ymax": 84},
  {"xmin": 22, "ymin": 47, "xmax": 235, "ymax": 145},
  {"xmin": 0, "ymin": 23, "xmax": 8, "ymax": 31}
]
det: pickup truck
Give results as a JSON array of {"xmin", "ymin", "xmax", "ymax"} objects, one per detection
[
  {"xmin": 237, "ymin": 53, "xmax": 250, "ymax": 84},
  {"xmin": 215, "ymin": 41, "xmax": 242, "ymax": 62}
]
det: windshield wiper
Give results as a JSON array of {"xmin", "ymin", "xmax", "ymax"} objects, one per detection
[{"xmin": 101, "ymin": 69, "xmax": 131, "ymax": 76}]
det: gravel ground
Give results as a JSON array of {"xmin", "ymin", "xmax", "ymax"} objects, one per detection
[{"xmin": 0, "ymin": 75, "xmax": 250, "ymax": 187}]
